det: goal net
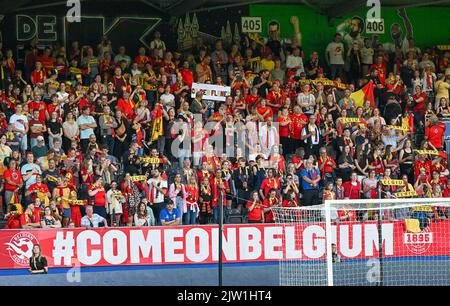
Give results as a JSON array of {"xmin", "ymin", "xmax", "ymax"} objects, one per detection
[{"xmin": 271, "ymin": 198, "xmax": 450, "ymax": 286}]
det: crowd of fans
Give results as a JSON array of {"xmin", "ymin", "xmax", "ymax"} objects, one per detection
[{"xmin": 0, "ymin": 24, "xmax": 449, "ymax": 229}]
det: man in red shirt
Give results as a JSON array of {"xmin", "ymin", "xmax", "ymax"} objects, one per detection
[
  {"xmin": 25, "ymin": 175, "xmax": 51, "ymax": 205},
  {"xmin": 36, "ymin": 47, "xmax": 55, "ymax": 72},
  {"xmin": 179, "ymin": 60, "xmax": 194, "ymax": 88},
  {"xmin": 134, "ymin": 47, "xmax": 150, "ymax": 70},
  {"xmin": 318, "ymin": 148, "xmax": 337, "ymax": 184},
  {"xmin": 245, "ymin": 87, "xmax": 260, "ymax": 112},
  {"xmin": 88, "ymin": 177, "xmax": 107, "ymax": 219},
  {"xmin": 30, "ymin": 61, "xmax": 46, "ymax": 87},
  {"xmin": 370, "ymin": 55, "xmax": 387, "ymax": 86},
  {"xmin": 4, "ymin": 159, "xmax": 23, "ymax": 211},
  {"xmin": 289, "ymin": 105, "xmax": 308, "ymax": 149},
  {"xmin": 28, "ymin": 98, "xmax": 48, "ymax": 123},
  {"xmin": 425, "ymin": 116, "xmax": 446, "ymax": 150},
  {"xmin": 266, "ymin": 81, "xmax": 286, "ymax": 115}
]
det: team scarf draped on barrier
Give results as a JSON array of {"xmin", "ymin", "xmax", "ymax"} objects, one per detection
[{"xmin": 1, "ymin": 222, "xmax": 450, "ymax": 269}]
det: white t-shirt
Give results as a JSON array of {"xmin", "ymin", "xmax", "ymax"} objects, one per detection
[
  {"xmin": 57, "ymin": 91, "xmax": 69, "ymax": 104},
  {"xmin": 361, "ymin": 47, "xmax": 374, "ymax": 65},
  {"xmin": 326, "ymin": 42, "xmax": 345, "ymax": 65},
  {"xmin": 9, "ymin": 114, "xmax": 28, "ymax": 132},
  {"xmin": 286, "ymin": 55, "xmax": 304, "ymax": 72},
  {"xmin": 150, "ymin": 39, "xmax": 166, "ymax": 59},
  {"xmin": 297, "ymin": 93, "xmax": 316, "ymax": 114},
  {"xmin": 147, "ymin": 178, "xmax": 168, "ymax": 203}
]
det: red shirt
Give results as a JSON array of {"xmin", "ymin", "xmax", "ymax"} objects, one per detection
[
  {"xmin": 282, "ymin": 199, "xmax": 298, "ymax": 207},
  {"xmin": 185, "ymin": 185, "xmax": 199, "ymax": 206},
  {"xmin": 210, "ymin": 177, "xmax": 229, "ymax": 207},
  {"xmin": 414, "ymin": 160, "xmax": 431, "ymax": 180},
  {"xmin": 180, "ymin": 69, "xmax": 194, "ymax": 88},
  {"xmin": 343, "ymin": 180, "xmax": 361, "ymax": 199},
  {"xmin": 257, "ymin": 106, "xmax": 273, "ymax": 121},
  {"xmin": 289, "ymin": 113, "xmax": 308, "ymax": 140},
  {"xmin": 28, "ymin": 101, "xmax": 47, "ymax": 122},
  {"xmin": 247, "ymin": 200, "xmax": 263, "ymax": 222},
  {"xmin": 260, "ymin": 177, "xmax": 280, "ymax": 197},
  {"xmin": 117, "ymin": 98, "xmax": 136, "ymax": 120},
  {"xmin": 245, "ymin": 94, "xmax": 260, "ymax": 110},
  {"xmin": 201, "ymin": 156, "xmax": 221, "ymax": 171},
  {"xmin": 37, "ymin": 55, "xmax": 54, "ymax": 71},
  {"xmin": 4, "ymin": 169, "xmax": 22, "ymax": 192},
  {"xmin": 47, "ymin": 103, "xmax": 63, "ymax": 122},
  {"xmin": 78, "ymin": 98, "xmax": 95, "ymax": 113},
  {"xmin": 443, "ymin": 187, "xmax": 450, "ymax": 198},
  {"xmin": 370, "ymin": 63, "xmax": 387, "ymax": 85},
  {"xmin": 27, "ymin": 182, "xmax": 50, "ymax": 202},
  {"xmin": 88, "ymin": 185, "xmax": 106, "ymax": 206},
  {"xmin": 31, "ymin": 69, "xmax": 46, "ymax": 85},
  {"xmin": 197, "ymin": 170, "xmax": 212, "ymax": 182},
  {"xmin": 425, "ymin": 123, "xmax": 445, "ymax": 149},
  {"xmin": 277, "ymin": 116, "xmax": 290, "ymax": 138},
  {"xmin": 413, "ymin": 92, "xmax": 427, "ymax": 115},
  {"xmin": 262, "ymin": 197, "xmax": 279, "ymax": 222},
  {"xmin": 318, "ymin": 156, "xmax": 336, "ymax": 174},
  {"xmin": 19, "ymin": 210, "xmax": 41, "ymax": 226},
  {"xmin": 134, "ymin": 55, "xmax": 150, "ymax": 70},
  {"xmin": 338, "ymin": 209, "xmax": 357, "ymax": 221},
  {"xmin": 266, "ymin": 90, "xmax": 286, "ymax": 113},
  {"xmin": 292, "ymin": 156, "xmax": 305, "ymax": 172},
  {"xmin": 268, "ymin": 154, "xmax": 286, "ymax": 173}
]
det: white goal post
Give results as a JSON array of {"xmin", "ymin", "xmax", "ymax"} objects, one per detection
[{"xmin": 272, "ymin": 198, "xmax": 450, "ymax": 286}]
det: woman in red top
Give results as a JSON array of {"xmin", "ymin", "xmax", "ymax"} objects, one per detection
[
  {"xmin": 247, "ymin": 191, "xmax": 263, "ymax": 223},
  {"xmin": 210, "ymin": 169, "xmax": 230, "ymax": 224},
  {"xmin": 343, "ymin": 173, "xmax": 362, "ymax": 200},
  {"xmin": 262, "ymin": 188, "xmax": 280, "ymax": 223},
  {"xmin": 80, "ymin": 158, "xmax": 95, "ymax": 198},
  {"xmin": 268, "ymin": 145, "xmax": 286, "ymax": 174},
  {"xmin": 185, "ymin": 175, "xmax": 199, "ymax": 225},
  {"xmin": 412, "ymin": 85, "xmax": 427, "ymax": 122},
  {"xmin": 277, "ymin": 107, "xmax": 292, "ymax": 155},
  {"xmin": 3, "ymin": 159, "xmax": 23, "ymax": 213},
  {"xmin": 88, "ymin": 176, "xmax": 107, "ymax": 219},
  {"xmin": 259, "ymin": 168, "xmax": 280, "ymax": 199},
  {"xmin": 232, "ymin": 89, "xmax": 246, "ymax": 112},
  {"xmin": 369, "ymin": 147, "xmax": 385, "ymax": 178},
  {"xmin": 256, "ymin": 99, "xmax": 273, "ymax": 122}
]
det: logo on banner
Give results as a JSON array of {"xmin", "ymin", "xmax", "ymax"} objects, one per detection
[
  {"xmin": 404, "ymin": 228, "xmax": 433, "ymax": 255},
  {"xmin": 5, "ymin": 232, "xmax": 39, "ymax": 266}
]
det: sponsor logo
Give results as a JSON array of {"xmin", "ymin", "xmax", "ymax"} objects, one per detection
[{"xmin": 5, "ymin": 232, "xmax": 39, "ymax": 266}]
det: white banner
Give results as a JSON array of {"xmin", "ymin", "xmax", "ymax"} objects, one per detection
[{"xmin": 191, "ymin": 83, "xmax": 231, "ymax": 102}]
